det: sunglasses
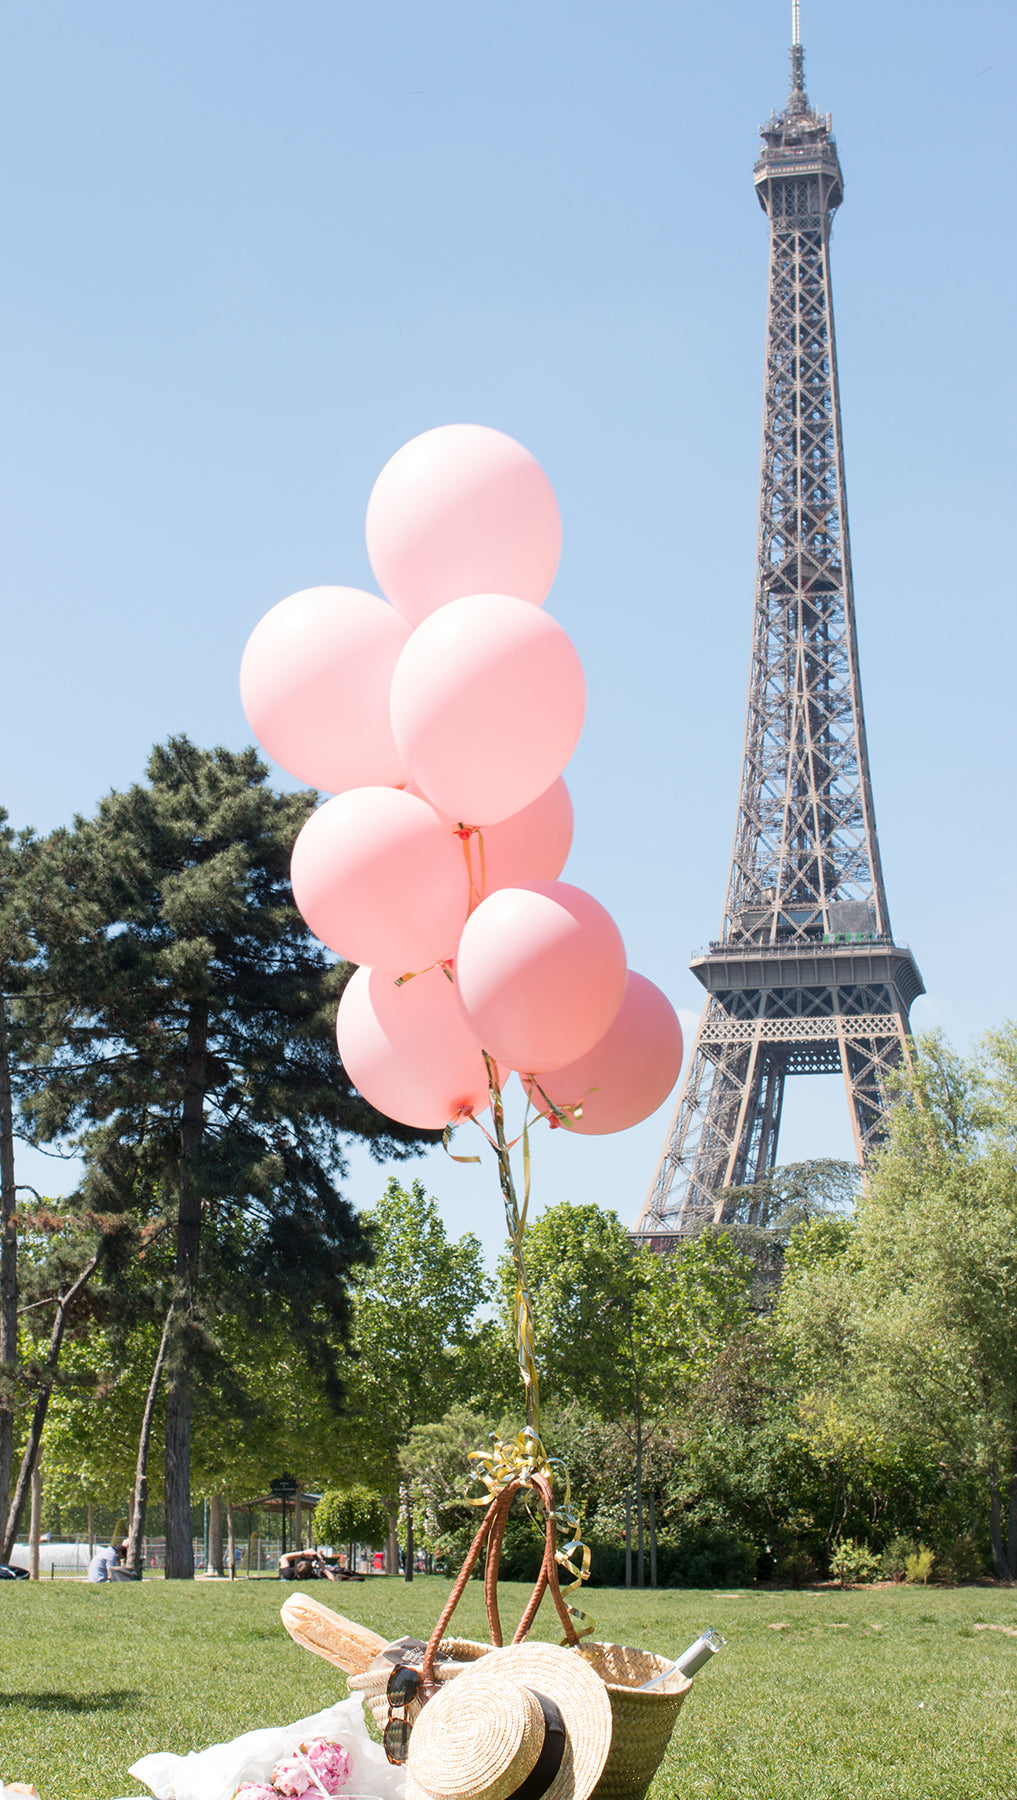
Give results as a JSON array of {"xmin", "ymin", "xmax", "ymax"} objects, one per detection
[{"xmin": 384, "ymin": 1663, "xmax": 422, "ymax": 1765}]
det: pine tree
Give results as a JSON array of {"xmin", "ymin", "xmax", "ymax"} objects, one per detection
[{"xmin": 25, "ymin": 738, "xmax": 431, "ymax": 1577}]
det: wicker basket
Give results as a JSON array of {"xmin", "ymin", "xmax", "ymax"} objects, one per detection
[
  {"xmin": 348, "ymin": 1481, "xmax": 693, "ymax": 1800},
  {"xmin": 347, "ymin": 1636, "xmax": 494, "ymax": 1731},
  {"xmin": 579, "ymin": 1642, "xmax": 692, "ymax": 1800}
]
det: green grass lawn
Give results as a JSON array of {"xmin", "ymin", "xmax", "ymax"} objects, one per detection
[{"xmin": 2, "ymin": 1577, "xmax": 1016, "ymax": 1800}]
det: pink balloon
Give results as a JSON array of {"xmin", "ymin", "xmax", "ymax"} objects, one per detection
[
  {"xmin": 390, "ymin": 595, "xmax": 586, "ymax": 825},
  {"xmin": 455, "ymin": 881, "xmax": 628, "ymax": 1074},
  {"xmin": 526, "ymin": 972, "xmax": 683, "ymax": 1135},
  {"xmin": 290, "ymin": 788, "xmax": 469, "ymax": 970},
  {"xmin": 240, "ymin": 586, "xmax": 411, "ymax": 792},
  {"xmin": 468, "ymin": 779, "xmax": 574, "ymax": 898},
  {"xmin": 336, "ymin": 964, "xmax": 494, "ymax": 1130},
  {"xmin": 365, "ymin": 424, "xmax": 562, "ymax": 626}
]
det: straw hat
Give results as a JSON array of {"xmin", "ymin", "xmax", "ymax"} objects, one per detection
[{"xmin": 405, "ymin": 1641, "xmax": 612, "ymax": 1800}]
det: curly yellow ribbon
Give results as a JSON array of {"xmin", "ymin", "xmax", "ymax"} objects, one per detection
[{"xmin": 466, "ymin": 1428, "xmax": 595, "ymax": 1639}]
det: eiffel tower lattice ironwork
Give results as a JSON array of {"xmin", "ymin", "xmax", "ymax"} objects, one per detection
[{"xmin": 636, "ymin": 16, "xmax": 924, "ymax": 1241}]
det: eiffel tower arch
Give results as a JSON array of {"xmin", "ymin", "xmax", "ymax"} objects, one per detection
[{"xmin": 636, "ymin": 14, "xmax": 924, "ymax": 1242}]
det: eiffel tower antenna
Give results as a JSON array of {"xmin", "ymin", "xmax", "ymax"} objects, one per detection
[
  {"xmin": 790, "ymin": 2, "xmax": 805, "ymax": 100},
  {"xmin": 635, "ymin": 23, "xmax": 924, "ymax": 1242}
]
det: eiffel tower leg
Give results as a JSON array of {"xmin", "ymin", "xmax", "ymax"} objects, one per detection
[
  {"xmin": 638, "ymin": 1004, "xmax": 790, "ymax": 1236},
  {"xmin": 840, "ymin": 1015, "xmax": 913, "ymax": 1165},
  {"xmin": 642, "ymin": 998, "xmax": 743, "ymax": 1236},
  {"xmin": 744, "ymin": 1049, "xmax": 786, "ymax": 1191}
]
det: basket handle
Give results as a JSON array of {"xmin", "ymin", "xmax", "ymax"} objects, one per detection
[
  {"xmin": 421, "ymin": 1474, "xmax": 579, "ymax": 1688},
  {"xmin": 517, "ymin": 1471, "xmax": 579, "ymax": 1649}
]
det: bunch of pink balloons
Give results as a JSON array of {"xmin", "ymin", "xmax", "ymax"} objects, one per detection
[{"xmin": 240, "ymin": 424, "xmax": 683, "ymax": 1136}]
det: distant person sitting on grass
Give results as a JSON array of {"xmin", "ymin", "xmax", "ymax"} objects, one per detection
[
  {"xmin": 87, "ymin": 1543, "xmax": 120, "ymax": 1582},
  {"xmin": 88, "ymin": 1538, "xmax": 131, "ymax": 1582}
]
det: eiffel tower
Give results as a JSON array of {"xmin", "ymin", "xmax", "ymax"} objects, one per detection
[{"xmin": 636, "ymin": 7, "xmax": 924, "ymax": 1241}]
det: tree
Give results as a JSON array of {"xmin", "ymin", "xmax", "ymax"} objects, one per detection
[
  {"xmin": 42, "ymin": 1316, "xmax": 164, "ymax": 1529},
  {"xmin": 24, "ymin": 738, "xmax": 432, "ymax": 1576},
  {"xmin": 1, "ymin": 1227, "xmax": 106, "ymax": 1560},
  {"xmin": 401, "ymin": 1406, "xmax": 496, "ymax": 1566},
  {"xmin": 496, "ymin": 1204, "xmax": 641, "ymax": 1421},
  {"xmin": 0, "ymin": 810, "xmax": 41, "ymax": 1529},
  {"xmin": 314, "ymin": 1485, "xmax": 390, "ymax": 1557},
  {"xmin": 499, "ymin": 1203, "xmax": 757, "ymax": 1584},
  {"xmin": 777, "ymin": 1028, "xmax": 1017, "ymax": 1579},
  {"xmin": 712, "ymin": 1159, "xmax": 860, "ymax": 1305},
  {"xmin": 338, "ymin": 1178, "xmax": 491, "ymax": 1578}
]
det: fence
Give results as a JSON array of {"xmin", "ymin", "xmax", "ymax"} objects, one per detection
[
  {"xmin": 7, "ymin": 1536, "xmax": 287, "ymax": 1575},
  {"xmin": 9, "ymin": 1534, "xmax": 381, "ymax": 1576}
]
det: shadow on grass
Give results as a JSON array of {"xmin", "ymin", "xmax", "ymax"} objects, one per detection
[{"xmin": 0, "ymin": 1689, "xmax": 142, "ymax": 1714}]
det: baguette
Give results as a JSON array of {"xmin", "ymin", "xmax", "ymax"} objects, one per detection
[{"xmin": 280, "ymin": 1591, "xmax": 386, "ymax": 1676}]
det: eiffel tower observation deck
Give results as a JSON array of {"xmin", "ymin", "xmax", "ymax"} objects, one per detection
[{"xmin": 635, "ymin": 6, "xmax": 924, "ymax": 1242}]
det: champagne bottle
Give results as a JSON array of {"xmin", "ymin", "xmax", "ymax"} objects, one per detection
[
  {"xmin": 638, "ymin": 1626, "xmax": 727, "ymax": 1689},
  {"xmin": 676, "ymin": 1626, "xmax": 726, "ymax": 1676}
]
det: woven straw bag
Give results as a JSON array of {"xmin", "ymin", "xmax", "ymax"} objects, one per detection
[
  {"xmin": 367, "ymin": 1474, "xmax": 691, "ymax": 1800},
  {"xmin": 579, "ymin": 1641, "xmax": 691, "ymax": 1800},
  {"xmin": 348, "ymin": 1636, "xmax": 494, "ymax": 1731}
]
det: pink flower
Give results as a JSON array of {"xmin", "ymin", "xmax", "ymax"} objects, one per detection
[
  {"xmin": 272, "ymin": 1739, "xmax": 353, "ymax": 1798},
  {"xmin": 271, "ymin": 1760, "xmax": 313, "ymax": 1799},
  {"xmin": 234, "ymin": 1786, "xmax": 278, "ymax": 1800}
]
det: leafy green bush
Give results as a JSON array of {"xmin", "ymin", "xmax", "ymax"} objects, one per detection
[
  {"xmin": 830, "ymin": 1539, "xmax": 882, "ymax": 1587},
  {"xmin": 492, "ymin": 1515, "xmax": 545, "ymax": 1583},
  {"xmin": 881, "ymin": 1536, "xmax": 918, "ymax": 1582},
  {"xmin": 766, "ymin": 1544, "xmax": 821, "ymax": 1587},
  {"xmin": 935, "ymin": 1533, "xmax": 986, "ymax": 1584},
  {"xmin": 905, "ymin": 1545, "xmax": 935, "ymax": 1584},
  {"xmin": 661, "ymin": 1525, "xmax": 758, "ymax": 1588},
  {"xmin": 499, "ymin": 1521, "xmax": 758, "ymax": 1590}
]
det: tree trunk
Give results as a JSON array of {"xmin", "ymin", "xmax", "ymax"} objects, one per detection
[
  {"xmin": 164, "ymin": 1354, "xmax": 193, "ymax": 1579},
  {"xmin": 294, "ymin": 1487, "xmax": 303, "ymax": 1554},
  {"xmin": 1009, "ymin": 1447, "xmax": 1017, "ymax": 1584},
  {"xmin": 226, "ymin": 1497, "xmax": 236, "ymax": 1579},
  {"xmin": 2, "ymin": 1245, "xmax": 102, "ymax": 1560},
  {"xmin": 164, "ymin": 1001, "xmax": 207, "ymax": 1581},
  {"xmin": 631, "ymin": 1332, "xmax": 645, "ymax": 1588},
  {"xmin": 0, "ymin": 994, "xmax": 18, "ymax": 1532},
  {"xmin": 29, "ymin": 1453, "xmax": 42, "ymax": 1580},
  {"xmin": 404, "ymin": 1485, "xmax": 414, "ymax": 1582},
  {"xmin": 387, "ymin": 1514, "xmax": 399, "ymax": 1576},
  {"xmin": 87, "ymin": 1501, "xmax": 94, "ymax": 1558},
  {"xmin": 127, "ymin": 1305, "xmax": 173, "ymax": 1577},
  {"xmin": 989, "ymin": 1463, "xmax": 1005, "ymax": 1580},
  {"xmin": 208, "ymin": 1493, "xmax": 224, "ymax": 1577}
]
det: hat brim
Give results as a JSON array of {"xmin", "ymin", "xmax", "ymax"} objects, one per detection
[{"xmin": 405, "ymin": 1640, "xmax": 612, "ymax": 1800}]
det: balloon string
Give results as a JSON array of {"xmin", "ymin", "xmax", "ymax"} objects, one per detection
[
  {"xmin": 454, "ymin": 824, "xmax": 487, "ymax": 912},
  {"xmin": 525, "ymin": 1080, "xmax": 587, "ymax": 1131},
  {"xmin": 394, "ymin": 958, "xmax": 454, "ymax": 988},
  {"xmin": 483, "ymin": 1051, "xmax": 541, "ymax": 1434}
]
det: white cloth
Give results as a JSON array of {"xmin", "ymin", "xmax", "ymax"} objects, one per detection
[{"xmin": 129, "ymin": 1694, "xmax": 406, "ymax": 1800}]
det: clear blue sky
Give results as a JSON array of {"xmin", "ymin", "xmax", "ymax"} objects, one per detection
[{"xmin": 3, "ymin": 1, "xmax": 1014, "ymax": 1261}]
